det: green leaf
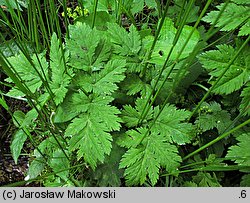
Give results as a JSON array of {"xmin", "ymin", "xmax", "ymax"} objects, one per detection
[
  {"xmin": 143, "ymin": 18, "xmax": 200, "ymax": 65},
  {"xmin": 49, "ymin": 33, "xmax": 73, "ymax": 105},
  {"xmin": 6, "ymin": 52, "xmax": 48, "ymax": 96},
  {"xmin": 192, "ymin": 172, "xmax": 221, "ymax": 187},
  {"xmin": 195, "ymin": 102, "xmax": 232, "ymax": 134},
  {"xmin": 27, "ymin": 158, "xmax": 46, "ymax": 180},
  {"xmin": 0, "ymin": 96, "xmax": 9, "ymax": 110},
  {"xmin": 241, "ymin": 174, "xmax": 250, "ymax": 186},
  {"xmin": 12, "ymin": 109, "xmax": 38, "ymax": 129},
  {"xmin": 27, "ymin": 146, "xmax": 46, "ymax": 179},
  {"xmin": 88, "ymin": 96, "xmax": 122, "ymax": 131},
  {"xmin": 152, "ymin": 105, "xmax": 193, "ymax": 144},
  {"xmin": 202, "ymin": 2, "xmax": 250, "ymax": 36},
  {"xmin": 10, "ymin": 129, "xmax": 27, "ymax": 164},
  {"xmin": 49, "ymin": 150, "xmax": 70, "ymax": 181},
  {"xmin": 226, "ymin": 133, "xmax": 250, "ymax": 167},
  {"xmin": 82, "ymin": 0, "xmax": 115, "ymax": 12},
  {"xmin": 65, "ymin": 113, "xmax": 113, "ymax": 169},
  {"xmin": 121, "ymin": 74, "xmax": 152, "ymax": 96},
  {"xmin": 77, "ymin": 11, "xmax": 115, "ymax": 30},
  {"xmin": 130, "ymin": 0, "xmax": 157, "ymax": 14},
  {"xmin": 0, "ymin": 39, "xmax": 32, "ymax": 57},
  {"xmin": 107, "ymin": 23, "xmax": 142, "ymax": 56},
  {"xmin": 54, "ymin": 91, "xmax": 90, "ymax": 123},
  {"xmin": 131, "ymin": 0, "xmax": 144, "ymax": 14},
  {"xmin": 67, "ymin": 22, "xmax": 111, "ymax": 71},
  {"xmin": 64, "ymin": 91, "xmax": 122, "ymax": 168},
  {"xmin": 198, "ymin": 44, "xmax": 250, "ymax": 95},
  {"xmin": 76, "ymin": 59, "xmax": 126, "ymax": 95},
  {"xmin": 12, "ymin": 110, "xmax": 25, "ymax": 127},
  {"xmin": 240, "ymin": 83, "xmax": 250, "ymax": 116},
  {"xmin": 120, "ymin": 129, "xmax": 181, "ymax": 185},
  {"xmin": 0, "ymin": 0, "xmax": 28, "ymax": 11},
  {"xmin": 92, "ymin": 143, "xmax": 125, "ymax": 186},
  {"xmin": 168, "ymin": 1, "xmax": 199, "ymax": 23},
  {"xmin": 232, "ymin": 0, "xmax": 250, "ymax": 4},
  {"xmin": 122, "ymin": 97, "xmax": 153, "ymax": 128}
]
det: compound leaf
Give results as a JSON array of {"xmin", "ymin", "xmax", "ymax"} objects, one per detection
[
  {"xmin": 202, "ymin": 2, "xmax": 250, "ymax": 36},
  {"xmin": 226, "ymin": 133, "xmax": 250, "ymax": 167},
  {"xmin": 198, "ymin": 44, "xmax": 250, "ymax": 95}
]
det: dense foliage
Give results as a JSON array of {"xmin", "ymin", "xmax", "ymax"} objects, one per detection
[{"xmin": 0, "ymin": 0, "xmax": 249, "ymax": 187}]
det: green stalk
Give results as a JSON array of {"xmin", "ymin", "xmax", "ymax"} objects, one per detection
[
  {"xmin": 115, "ymin": 0, "xmax": 137, "ymax": 28},
  {"xmin": 0, "ymin": 54, "xmax": 34, "ymax": 98},
  {"xmin": 183, "ymin": 118, "xmax": 250, "ymax": 161},
  {"xmin": 140, "ymin": 0, "xmax": 172, "ymax": 77},
  {"xmin": 34, "ymin": 0, "xmax": 50, "ymax": 48},
  {"xmin": 92, "ymin": 0, "xmax": 99, "ymax": 28},
  {"xmin": 0, "ymin": 94, "xmax": 48, "ymax": 164},
  {"xmin": 138, "ymin": 0, "xmax": 196, "ymax": 126},
  {"xmin": 188, "ymin": 35, "xmax": 250, "ymax": 120},
  {"xmin": 175, "ymin": 0, "xmax": 186, "ymax": 27},
  {"xmin": 61, "ymin": 0, "xmax": 69, "ymax": 38},
  {"xmin": 206, "ymin": 0, "xmax": 230, "ymax": 39},
  {"xmin": 117, "ymin": 0, "xmax": 122, "ymax": 25},
  {"xmin": 162, "ymin": 165, "xmax": 250, "ymax": 177}
]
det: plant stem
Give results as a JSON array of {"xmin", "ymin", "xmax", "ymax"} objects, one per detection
[
  {"xmin": 92, "ymin": 0, "xmax": 99, "ymax": 28},
  {"xmin": 183, "ymin": 118, "xmax": 250, "ymax": 161},
  {"xmin": 188, "ymin": 35, "xmax": 250, "ymax": 120}
]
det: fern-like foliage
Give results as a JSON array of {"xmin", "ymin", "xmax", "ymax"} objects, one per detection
[
  {"xmin": 53, "ymin": 23, "xmax": 127, "ymax": 169},
  {"xmin": 202, "ymin": 1, "xmax": 250, "ymax": 36},
  {"xmin": 226, "ymin": 133, "xmax": 250, "ymax": 167},
  {"xmin": 66, "ymin": 22, "xmax": 111, "ymax": 71},
  {"xmin": 185, "ymin": 172, "xmax": 221, "ymax": 187},
  {"xmin": 119, "ymin": 128, "xmax": 181, "ymax": 186},
  {"xmin": 50, "ymin": 33, "xmax": 73, "ymax": 105},
  {"xmin": 107, "ymin": 22, "xmax": 143, "ymax": 73},
  {"xmin": 5, "ymin": 52, "xmax": 48, "ymax": 97},
  {"xmin": 240, "ymin": 82, "xmax": 250, "ymax": 116},
  {"xmin": 195, "ymin": 102, "xmax": 232, "ymax": 134},
  {"xmin": 198, "ymin": 44, "xmax": 250, "ymax": 95},
  {"xmin": 107, "ymin": 23, "xmax": 141, "ymax": 56},
  {"xmin": 119, "ymin": 98, "xmax": 193, "ymax": 185}
]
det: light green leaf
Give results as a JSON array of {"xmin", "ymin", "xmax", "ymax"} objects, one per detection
[
  {"xmin": 78, "ymin": 59, "xmax": 126, "ymax": 95},
  {"xmin": 10, "ymin": 130, "xmax": 27, "ymax": 164},
  {"xmin": 92, "ymin": 143, "xmax": 125, "ymax": 186},
  {"xmin": 0, "ymin": 96, "xmax": 9, "ymax": 110},
  {"xmin": 120, "ymin": 130, "xmax": 181, "ymax": 185},
  {"xmin": 144, "ymin": 18, "xmax": 200, "ymax": 65},
  {"xmin": 241, "ymin": 174, "xmax": 250, "ymax": 186},
  {"xmin": 50, "ymin": 33, "xmax": 73, "ymax": 105},
  {"xmin": 198, "ymin": 44, "xmax": 250, "ymax": 95},
  {"xmin": 152, "ymin": 105, "xmax": 193, "ymax": 144},
  {"xmin": 192, "ymin": 172, "xmax": 221, "ymax": 187},
  {"xmin": 6, "ymin": 52, "xmax": 48, "ymax": 96},
  {"xmin": 67, "ymin": 22, "xmax": 111, "ymax": 71},
  {"xmin": 240, "ymin": 83, "xmax": 250, "ymax": 116},
  {"xmin": 122, "ymin": 98, "xmax": 153, "ymax": 128},
  {"xmin": 12, "ymin": 110, "xmax": 25, "ymax": 128},
  {"xmin": 226, "ymin": 133, "xmax": 250, "ymax": 166},
  {"xmin": 107, "ymin": 23, "xmax": 142, "ymax": 56},
  {"xmin": 49, "ymin": 150, "xmax": 70, "ymax": 180},
  {"xmin": 27, "ymin": 158, "xmax": 46, "ymax": 179},
  {"xmin": 65, "ymin": 113, "xmax": 113, "ymax": 169},
  {"xmin": 202, "ymin": 2, "xmax": 250, "ymax": 36},
  {"xmin": 195, "ymin": 102, "xmax": 232, "ymax": 134}
]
